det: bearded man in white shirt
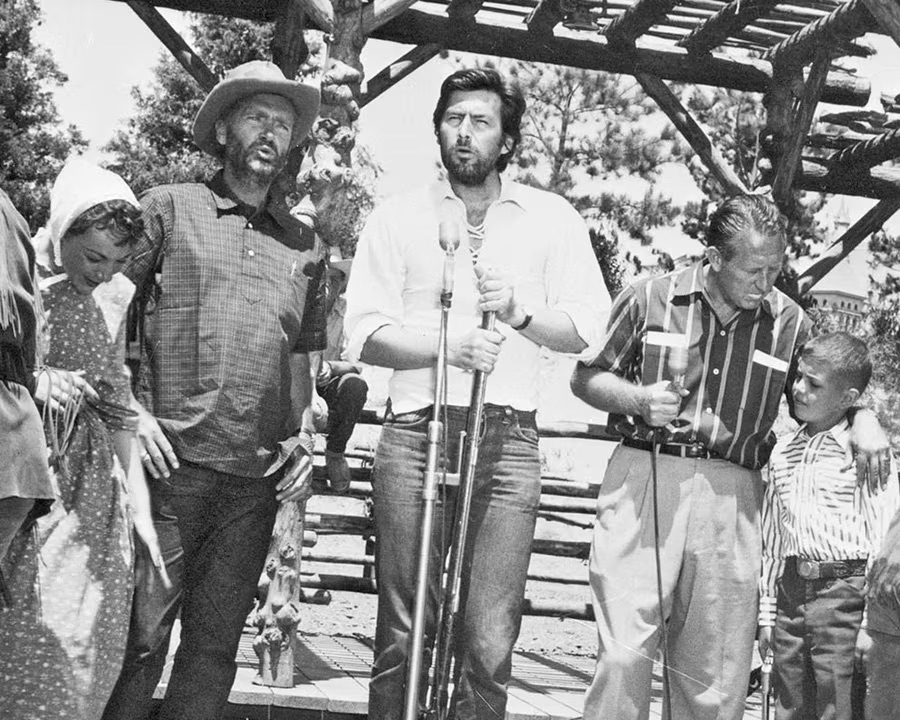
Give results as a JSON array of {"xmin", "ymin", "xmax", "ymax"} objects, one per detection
[{"xmin": 344, "ymin": 68, "xmax": 611, "ymax": 720}]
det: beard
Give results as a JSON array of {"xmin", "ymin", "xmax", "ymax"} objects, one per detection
[
  {"xmin": 225, "ymin": 139, "xmax": 286, "ymax": 185},
  {"xmin": 441, "ymin": 143, "xmax": 497, "ymax": 187}
]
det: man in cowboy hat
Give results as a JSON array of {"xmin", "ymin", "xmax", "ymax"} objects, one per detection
[{"xmin": 103, "ymin": 60, "xmax": 324, "ymax": 720}]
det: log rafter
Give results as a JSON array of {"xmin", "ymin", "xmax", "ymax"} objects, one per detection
[
  {"xmin": 797, "ymin": 198, "xmax": 900, "ymax": 295},
  {"xmin": 526, "ymin": 0, "xmax": 565, "ymax": 35},
  {"xmin": 370, "ymin": 8, "xmax": 870, "ymax": 106},
  {"xmin": 636, "ymin": 72, "xmax": 747, "ymax": 195},
  {"xmin": 360, "ymin": 44, "xmax": 443, "ymax": 107},
  {"xmin": 828, "ymin": 127, "xmax": 900, "ymax": 175},
  {"xmin": 603, "ymin": 0, "xmax": 680, "ymax": 48},
  {"xmin": 764, "ymin": 0, "xmax": 878, "ymax": 67},
  {"xmin": 126, "ymin": 0, "xmax": 217, "ymax": 91},
  {"xmin": 679, "ymin": 0, "xmax": 780, "ymax": 55},
  {"xmin": 772, "ymin": 50, "xmax": 830, "ymax": 207}
]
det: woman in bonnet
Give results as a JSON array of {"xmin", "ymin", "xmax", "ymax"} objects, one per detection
[{"xmin": 0, "ymin": 159, "xmax": 165, "ymax": 719}]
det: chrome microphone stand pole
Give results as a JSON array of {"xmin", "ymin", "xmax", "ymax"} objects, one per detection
[
  {"xmin": 429, "ymin": 310, "xmax": 496, "ymax": 720},
  {"xmin": 403, "ymin": 227, "xmax": 458, "ymax": 720}
]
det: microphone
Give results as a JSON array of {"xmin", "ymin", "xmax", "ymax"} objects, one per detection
[
  {"xmin": 668, "ymin": 344, "xmax": 689, "ymax": 395},
  {"xmin": 439, "ymin": 220, "xmax": 460, "ymax": 307}
]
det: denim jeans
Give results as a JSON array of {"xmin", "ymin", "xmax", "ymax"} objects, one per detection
[
  {"xmin": 101, "ymin": 462, "xmax": 280, "ymax": 720},
  {"xmin": 368, "ymin": 403, "xmax": 541, "ymax": 720},
  {"xmin": 773, "ymin": 558, "xmax": 866, "ymax": 720}
]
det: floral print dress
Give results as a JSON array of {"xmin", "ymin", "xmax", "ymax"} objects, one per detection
[{"xmin": 0, "ymin": 274, "xmax": 136, "ymax": 719}]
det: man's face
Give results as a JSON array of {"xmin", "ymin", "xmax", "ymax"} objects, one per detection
[
  {"xmin": 438, "ymin": 89, "xmax": 511, "ymax": 187},
  {"xmin": 59, "ymin": 225, "xmax": 132, "ymax": 295},
  {"xmin": 707, "ymin": 230, "xmax": 784, "ymax": 313},
  {"xmin": 792, "ymin": 356, "xmax": 856, "ymax": 434},
  {"xmin": 216, "ymin": 93, "xmax": 296, "ymax": 183}
]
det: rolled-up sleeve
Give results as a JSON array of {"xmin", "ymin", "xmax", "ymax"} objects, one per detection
[
  {"xmin": 543, "ymin": 203, "xmax": 611, "ymax": 360},
  {"xmin": 344, "ymin": 204, "xmax": 406, "ymax": 364}
]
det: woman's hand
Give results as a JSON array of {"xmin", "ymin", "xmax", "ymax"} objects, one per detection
[{"xmin": 34, "ymin": 367, "xmax": 98, "ymax": 413}]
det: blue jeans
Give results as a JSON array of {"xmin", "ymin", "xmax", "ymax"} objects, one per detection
[
  {"xmin": 368, "ymin": 403, "xmax": 541, "ymax": 720},
  {"xmin": 773, "ymin": 557, "xmax": 866, "ymax": 720},
  {"xmin": 102, "ymin": 462, "xmax": 280, "ymax": 720}
]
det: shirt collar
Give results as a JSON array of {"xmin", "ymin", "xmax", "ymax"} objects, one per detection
[
  {"xmin": 432, "ymin": 177, "xmax": 526, "ymax": 213},
  {"xmin": 673, "ymin": 260, "xmax": 776, "ymax": 318},
  {"xmin": 794, "ymin": 416, "xmax": 852, "ymax": 450},
  {"xmin": 206, "ymin": 171, "xmax": 314, "ymax": 251}
]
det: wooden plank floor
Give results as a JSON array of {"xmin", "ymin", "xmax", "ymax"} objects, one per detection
[{"xmin": 153, "ymin": 624, "xmax": 766, "ymax": 719}]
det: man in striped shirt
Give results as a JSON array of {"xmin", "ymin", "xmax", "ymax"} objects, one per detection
[
  {"xmin": 757, "ymin": 332, "xmax": 899, "ymax": 720},
  {"xmin": 571, "ymin": 195, "xmax": 889, "ymax": 720}
]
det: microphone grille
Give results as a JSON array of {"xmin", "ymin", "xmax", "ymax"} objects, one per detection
[{"xmin": 439, "ymin": 220, "xmax": 460, "ymax": 253}]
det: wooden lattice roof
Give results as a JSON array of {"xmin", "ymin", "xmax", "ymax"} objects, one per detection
[{"xmin": 112, "ymin": 0, "xmax": 900, "ymax": 290}]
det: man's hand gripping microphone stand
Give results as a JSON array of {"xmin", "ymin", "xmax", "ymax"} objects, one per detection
[{"xmin": 650, "ymin": 344, "xmax": 688, "ymax": 720}]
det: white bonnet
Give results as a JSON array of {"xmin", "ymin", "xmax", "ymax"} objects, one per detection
[{"xmin": 33, "ymin": 158, "xmax": 140, "ymax": 268}]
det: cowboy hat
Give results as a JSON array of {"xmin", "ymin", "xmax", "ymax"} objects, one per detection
[{"xmin": 193, "ymin": 60, "xmax": 321, "ymax": 156}]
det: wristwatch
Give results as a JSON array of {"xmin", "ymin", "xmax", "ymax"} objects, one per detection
[{"xmin": 511, "ymin": 306, "xmax": 533, "ymax": 332}]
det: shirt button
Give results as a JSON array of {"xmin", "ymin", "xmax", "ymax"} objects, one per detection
[
  {"xmin": 719, "ymin": 330, "xmax": 726, "ymax": 337},
  {"xmin": 705, "ymin": 408, "xmax": 713, "ymax": 414},
  {"xmin": 247, "ymin": 222, "xmax": 254, "ymax": 230},
  {"xmin": 713, "ymin": 368, "xmax": 720, "ymax": 375},
  {"xmin": 247, "ymin": 249, "xmax": 255, "ymax": 257}
]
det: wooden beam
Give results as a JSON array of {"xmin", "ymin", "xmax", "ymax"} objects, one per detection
[
  {"xmin": 446, "ymin": 0, "xmax": 486, "ymax": 22},
  {"xmin": 772, "ymin": 50, "xmax": 830, "ymax": 207},
  {"xmin": 762, "ymin": 158, "xmax": 900, "ymax": 199},
  {"xmin": 272, "ymin": 0, "xmax": 310, "ymax": 78},
  {"xmin": 369, "ymin": 9, "xmax": 871, "ymax": 106},
  {"xmin": 126, "ymin": 0, "xmax": 218, "ymax": 92},
  {"xmin": 862, "ymin": 0, "xmax": 900, "ymax": 47},
  {"xmin": 360, "ymin": 44, "xmax": 442, "ymax": 108},
  {"xmin": 797, "ymin": 198, "xmax": 900, "ymax": 295},
  {"xmin": 294, "ymin": 0, "xmax": 334, "ymax": 34},
  {"xmin": 829, "ymin": 127, "xmax": 900, "ymax": 175},
  {"xmin": 764, "ymin": 0, "xmax": 879, "ymax": 67},
  {"xmin": 603, "ymin": 0, "xmax": 680, "ymax": 48},
  {"xmin": 526, "ymin": 0, "xmax": 565, "ymax": 36},
  {"xmin": 361, "ymin": 0, "xmax": 422, "ymax": 35},
  {"xmin": 679, "ymin": 0, "xmax": 780, "ymax": 55},
  {"xmin": 636, "ymin": 73, "xmax": 747, "ymax": 195}
]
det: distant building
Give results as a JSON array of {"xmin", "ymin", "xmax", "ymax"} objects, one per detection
[{"xmin": 806, "ymin": 208, "xmax": 869, "ymax": 332}]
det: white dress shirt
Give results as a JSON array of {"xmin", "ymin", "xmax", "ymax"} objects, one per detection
[{"xmin": 344, "ymin": 180, "xmax": 611, "ymax": 413}]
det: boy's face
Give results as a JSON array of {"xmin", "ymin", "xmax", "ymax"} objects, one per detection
[{"xmin": 792, "ymin": 356, "xmax": 859, "ymax": 435}]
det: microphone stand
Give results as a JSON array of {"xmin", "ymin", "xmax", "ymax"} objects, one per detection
[
  {"xmin": 429, "ymin": 311, "xmax": 495, "ymax": 719},
  {"xmin": 403, "ymin": 241, "xmax": 456, "ymax": 720}
]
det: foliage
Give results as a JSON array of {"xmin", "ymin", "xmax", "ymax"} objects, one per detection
[{"xmin": 0, "ymin": 0, "xmax": 86, "ymax": 229}]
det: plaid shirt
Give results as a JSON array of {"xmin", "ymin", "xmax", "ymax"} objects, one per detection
[
  {"xmin": 585, "ymin": 262, "xmax": 811, "ymax": 470},
  {"xmin": 126, "ymin": 172, "xmax": 327, "ymax": 478}
]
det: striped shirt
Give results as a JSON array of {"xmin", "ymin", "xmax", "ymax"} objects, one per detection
[
  {"xmin": 759, "ymin": 419, "xmax": 900, "ymax": 625},
  {"xmin": 585, "ymin": 262, "xmax": 811, "ymax": 470},
  {"xmin": 126, "ymin": 172, "xmax": 327, "ymax": 478}
]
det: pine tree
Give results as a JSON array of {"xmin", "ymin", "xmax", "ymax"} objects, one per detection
[{"xmin": 0, "ymin": 0, "xmax": 86, "ymax": 229}]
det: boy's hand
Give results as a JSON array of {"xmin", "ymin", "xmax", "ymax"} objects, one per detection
[
  {"xmin": 757, "ymin": 626, "xmax": 774, "ymax": 663},
  {"xmin": 855, "ymin": 627, "xmax": 872, "ymax": 672}
]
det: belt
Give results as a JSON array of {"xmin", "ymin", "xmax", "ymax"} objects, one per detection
[
  {"xmin": 791, "ymin": 556, "xmax": 867, "ymax": 580},
  {"xmin": 621, "ymin": 437, "xmax": 718, "ymax": 459}
]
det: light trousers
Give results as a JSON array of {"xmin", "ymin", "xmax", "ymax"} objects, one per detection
[{"xmin": 584, "ymin": 445, "xmax": 762, "ymax": 720}]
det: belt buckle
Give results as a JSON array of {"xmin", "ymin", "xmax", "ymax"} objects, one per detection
[
  {"xmin": 797, "ymin": 559, "xmax": 820, "ymax": 580},
  {"xmin": 831, "ymin": 562, "xmax": 850, "ymax": 578}
]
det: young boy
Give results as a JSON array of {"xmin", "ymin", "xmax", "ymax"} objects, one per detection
[{"xmin": 758, "ymin": 332, "xmax": 900, "ymax": 720}]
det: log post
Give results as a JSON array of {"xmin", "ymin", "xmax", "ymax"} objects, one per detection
[{"xmin": 252, "ymin": 500, "xmax": 308, "ymax": 687}]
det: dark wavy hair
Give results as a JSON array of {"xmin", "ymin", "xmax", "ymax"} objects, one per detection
[
  {"xmin": 65, "ymin": 200, "xmax": 144, "ymax": 248},
  {"xmin": 706, "ymin": 194, "xmax": 787, "ymax": 261},
  {"xmin": 432, "ymin": 68, "xmax": 526, "ymax": 173}
]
